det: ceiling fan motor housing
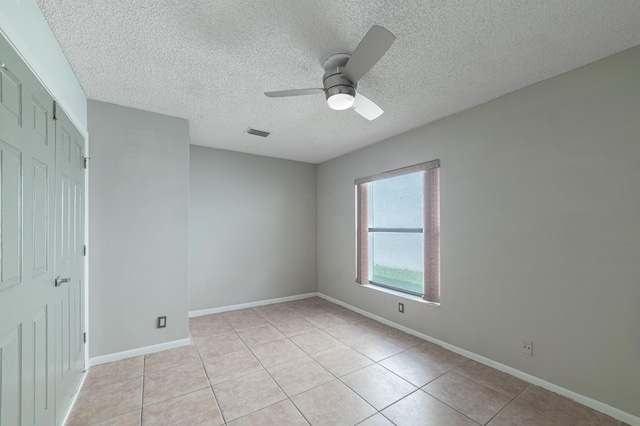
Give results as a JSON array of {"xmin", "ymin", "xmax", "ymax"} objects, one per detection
[{"xmin": 323, "ymin": 66, "xmax": 356, "ymax": 100}]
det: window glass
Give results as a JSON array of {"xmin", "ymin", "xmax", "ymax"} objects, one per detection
[
  {"xmin": 369, "ymin": 232, "xmax": 423, "ymax": 295},
  {"xmin": 369, "ymin": 172, "xmax": 423, "ymax": 229}
]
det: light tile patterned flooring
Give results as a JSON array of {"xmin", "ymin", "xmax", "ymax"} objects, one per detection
[{"xmin": 66, "ymin": 297, "xmax": 626, "ymax": 425}]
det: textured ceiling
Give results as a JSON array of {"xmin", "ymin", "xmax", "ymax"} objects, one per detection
[{"xmin": 38, "ymin": 1, "xmax": 640, "ymax": 163}]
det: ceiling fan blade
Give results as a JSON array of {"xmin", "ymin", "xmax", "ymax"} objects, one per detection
[
  {"xmin": 264, "ymin": 88, "xmax": 324, "ymax": 98},
  {"xmin": 342, "ymin": 25, "xmax": 396, "ymax": 84},
  {"xmin": 353, "ymin": 93, "xmax": 384, "ymax": 121}
]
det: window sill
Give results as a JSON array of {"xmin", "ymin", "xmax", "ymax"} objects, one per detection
[{"xmin": 359, "ymin": 283, "xmax": 441, "ymax": 307}]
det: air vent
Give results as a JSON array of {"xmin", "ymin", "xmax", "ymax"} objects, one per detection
[{"xmin": 246, "ymin": 128, "xmax": 270, "ymax": 138}]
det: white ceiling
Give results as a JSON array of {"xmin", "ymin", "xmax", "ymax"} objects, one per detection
[{"xmin": 38, "ymin": 1, "xmax": 640, "ymax": 164}]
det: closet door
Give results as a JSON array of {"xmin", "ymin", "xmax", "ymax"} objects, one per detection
[
  {"xmin": 53, "ymin": 105, "xmax": 85, "ymax": 424},
  {"xmin": 0, "ymin": 34, "xmax": 85, "ymax": 425},
  {"xmin": 0, "ymin": 35, "xmax": 57, "ymax": 426}
]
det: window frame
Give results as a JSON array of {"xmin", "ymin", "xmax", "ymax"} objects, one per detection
[{"xmin": 355, "ymin": 160, "xmax": 441, "ymax": 303}]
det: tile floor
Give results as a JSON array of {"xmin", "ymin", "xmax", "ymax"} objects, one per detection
[{"xmin": 66, "ymin": 297, "xmax": 627, "ymax": 425}]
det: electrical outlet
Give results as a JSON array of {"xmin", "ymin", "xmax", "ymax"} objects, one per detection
[
  {"xmin": 158, "ymin": 316, "xmax": 167, "ymax": 328},
  {"xmin": 398, "ymin": 303, "xmax": 404, "ymax": 313},
  {"xmin": 522, "ymin": 340, "xmax": 533, "ymax": 355}
]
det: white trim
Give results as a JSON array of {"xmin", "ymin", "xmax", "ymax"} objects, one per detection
[
  {"xmin": 317, "ymin": 293, "xmax": 640, "ymax": 426},
  {"xmin": 88, "ymin": 338, "xmax": 191, "ymax": 367},
  {"xmin": 189, "ymin": 293, "xmax": 319, "ymax": 317},
  {"xmin": 83, "ymin": 133, "xmax": 90, "ymax": 370},
  {"xmin": 74, "ymin": 138, "xmax": 91, "ymax": 382},
  {"xmin": 59, "ymin": 370, "xmax": 87, "ymax": 426}
]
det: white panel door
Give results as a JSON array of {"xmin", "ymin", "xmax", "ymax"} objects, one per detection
[
  {"xmin": 0, "ymin": 35, "xmax": 57, "ymax": 425},
  {"xmin": 53, "ymin": 103, "xmax": 85, "ymax": 424}
]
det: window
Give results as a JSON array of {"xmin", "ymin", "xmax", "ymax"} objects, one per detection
[{"xmin": 356, "ymin": 160, "xmax": 440, "ymax": 303}]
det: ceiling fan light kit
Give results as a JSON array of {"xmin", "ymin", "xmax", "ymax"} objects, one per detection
[
  {"xmin": 324, "ymin": 65, "xmax": 357, "ymax": 110},
  {"xmin": 264, "ymin": 25, "xmax": 396, "ymax": 120},
  {"xmin": 327, "ymin": 92, "xmax": 355, "ymax": 110}
]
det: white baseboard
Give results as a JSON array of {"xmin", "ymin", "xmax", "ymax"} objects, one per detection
[
  {"xmin": 88, "ymin": 338, "xmax": 191, "ymax": 367},
  {"xmin": 189, "ymin": 292, "xmax": 319, "ymax": 317},
  {"xmin": 317, "ymin": 293, "xmax": 640, "ymax": 426}
]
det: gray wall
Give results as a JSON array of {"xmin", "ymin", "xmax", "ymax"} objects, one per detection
[
  {"xmin": 88, "ymin": 101, "xmax": 189, "ymax": 357},
  {"xmin": 189, "ymin": 146, "xmax": 316, "ymax": 310},
  {"xmin": 317, "ymin": 46, "xmax": 640, "ymax": 416}
]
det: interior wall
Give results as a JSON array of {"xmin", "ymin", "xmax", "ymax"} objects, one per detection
[
  {"xmin": 317, "ymin": 46, "xmax": 640, "ymax": 417},
  {"xmin": 189, "ymin": 146, "xmax": 317, "ymax": 311},
  {"xmin": 88, "ymin": 100, "xmax": 190, "ymax": 358},
  {"xmin": 0, "ymin": 1, "xmax": 87, "ymax": 130}
]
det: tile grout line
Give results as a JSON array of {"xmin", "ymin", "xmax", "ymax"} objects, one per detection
[{"xmin": 140, "ymin": 355, "xmax": 146, "ymax": 424}]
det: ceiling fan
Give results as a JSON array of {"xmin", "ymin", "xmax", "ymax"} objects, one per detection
[{"xmin": 264, "ymin": 25, "xmax": 396, "ymax": 121}]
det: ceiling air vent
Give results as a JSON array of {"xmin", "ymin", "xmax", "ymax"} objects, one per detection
[{"xmin": 246, "ymin": 128, "xmax": 270, "ymax": 138}]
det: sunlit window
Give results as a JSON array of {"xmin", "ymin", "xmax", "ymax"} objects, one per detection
[{"xmin": 355, "ymin": 160, "xmax": 440, "ymax": 303}]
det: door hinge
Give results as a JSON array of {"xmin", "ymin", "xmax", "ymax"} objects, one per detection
[
  {"xmin": 83, "ymin": 245, "xmax": 87, "ymax": 256},
  {"xmin": 83, "ymin": 157, "xmax": 90, "ymax": 169},
  {"xmin": 83, "ymin": 332, "xmax": 87, "ymax": 344},
  {"xmin": 53, "ymin": 100, "xmax": 58, "ymax": 121}
]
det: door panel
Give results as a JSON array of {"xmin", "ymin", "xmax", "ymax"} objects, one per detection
[
  {"xmin": 20, "ymin": 306, "xmax": 51, "ymax": 426},
  {"xmin": 0, "ymin": 326, "xmax": 22, "ymax": 426},
  {"xmin": 0, "ymin": 141, "xmax": 22, "ymax": 291},
  {"xmin": 73, "ymin": 182, "xmax": 83, "ymax": 257},
  {"xmin": 71, "ymin": 281, "xmax": 82, "ymax": 360},
  {"xmin": 0, "ymin": 65, "xmax": 22, "ymax": 126},
  {"xmin": 31, "ymin": 307, "xmax": 50, "ymax": 425},
  {"xmin": 32, "ymin": 159, "xmax": 50, "ymax": 276},
  {"xmin": 54, "ymin": 106, "xmax": 85, "ymax": 424},
  {"xmin": 24, "ymin": 53, "xmax": 58, "ymax": 426},
  {"xmin": 1, "ymin": 33, "xmax": 83, "ymax": 425},
  {"xmin": 31, "ymin": 96, "xmax": 49, "ymax": 146}
]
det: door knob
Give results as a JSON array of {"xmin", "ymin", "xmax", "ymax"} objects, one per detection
[{"xmin": 55, "ymin": 276, "xmax": 71, "ymax": 287}]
